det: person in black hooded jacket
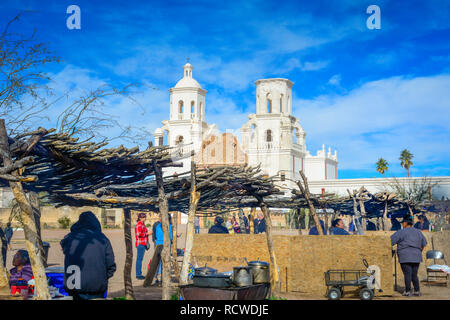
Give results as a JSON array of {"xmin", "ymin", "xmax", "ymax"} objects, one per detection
[{"xmin": 60, "ymin": 211, "xmax": 116, "ymax": 300}]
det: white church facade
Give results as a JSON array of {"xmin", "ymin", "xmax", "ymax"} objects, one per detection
[{"xmin": 154, "ymin": 63, "xmax": 338, "ymax": 191}]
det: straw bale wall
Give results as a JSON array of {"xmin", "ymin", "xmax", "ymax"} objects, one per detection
[{"xmin": 192, "ymin": 234, "xmax": 395, "ymax": 296}]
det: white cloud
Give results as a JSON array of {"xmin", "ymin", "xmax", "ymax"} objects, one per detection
[
  {"xmin": 294, "ymin": 74, "xmax": 450, "ymax": 175},
  {"xmin": 327, "ymin": 74, "xmax": 341, "ymax": 86}
]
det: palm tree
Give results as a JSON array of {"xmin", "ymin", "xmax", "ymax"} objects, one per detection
[
  {"xmin": 376, "ymin": 158, "xmax": 389, "ymax": 177},
  {"xmin": 399, "ymin": 149, "xmax": 414, "ymax": 177}
]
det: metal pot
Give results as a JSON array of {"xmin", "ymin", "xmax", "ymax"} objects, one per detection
[
  {"xmin": 194, "ymin": 264, "xmax": 217, "ymax": 276},
  {"xmin": 193, "ymin": 273, "xmax": 232, "ymax": 288},
  {"xmin": 247, "ymin": 258, "xmax": 270, "ymax": 284},
  {"xmin": 233, "ymin": 266, "xmax": 253, "ymax": 287}
]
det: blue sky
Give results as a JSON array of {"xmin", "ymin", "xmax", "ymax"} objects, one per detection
[{"xmin": 1, "ymin": 0, "xmax": 449, "ymax": 179}]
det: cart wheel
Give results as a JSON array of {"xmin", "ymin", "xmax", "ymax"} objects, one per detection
[
  {"xmin": 328, "ymin": 287, "xmax": 341, "ymax": 300},
  {"xmin": 360, "ymin": 288, "xmax": 374, "ymax": 300}
]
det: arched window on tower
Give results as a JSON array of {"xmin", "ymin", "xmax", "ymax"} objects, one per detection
[
  {"xmin": 292, "ymin": 127, "xmax": 299, "ymax": 144},
  {"xmin": 178, "ymin": 101, "xmax": 184, "ymax": 119},
  {"xmin": 267, "ymin": 97, "xmax": 272, "ymax": 113},
  {"xmin": 280, "ymin": 94, "xmax": 284, "ymax": 113},
  {"xmin": 191, "ymin": 101, "xmax": 195, "ymax": 119},
  {"xmin": 250, "ymin": 124, "xmax": 256, "ymax": 143},
  {"xmin": 266, "ymin": 93, "xmax": 273, "ymax": 114}
]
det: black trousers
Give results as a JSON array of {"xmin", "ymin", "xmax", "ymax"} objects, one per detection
[{"xmin": 400, "ymin": 262, "xmax": 420, "ymax": 292}]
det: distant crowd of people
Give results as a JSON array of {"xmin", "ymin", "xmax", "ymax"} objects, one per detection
[
  {"xmin": 207, "ymin": 213, "xmax": 266, "ymax": 234},
  {"xmin": 307, "ymin": 214, "xmax": 432, "ymax": 235}
]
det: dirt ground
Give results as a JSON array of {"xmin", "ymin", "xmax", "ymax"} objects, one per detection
[{"xmin": 5, "ymin": 228, "xmax": 449, "ymax": 300}]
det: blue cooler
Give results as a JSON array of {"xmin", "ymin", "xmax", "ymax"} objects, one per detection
[
  {"xmin": 45, "ymin": 267, "xmax": 108, "ymax": 298},
  {"xmin": 45, "ymin": 267, "xmax": 68, "ymax": 296}
]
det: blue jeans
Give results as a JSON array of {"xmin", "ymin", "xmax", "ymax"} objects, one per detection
[
  {"xmin": 195, "ymin": 226, "xmax": 200, "ymax": 234},
  {"xmin": 136, "ymin": 244, "xmax": 146, "ymax": 277}
]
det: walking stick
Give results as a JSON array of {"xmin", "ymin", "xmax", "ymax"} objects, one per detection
[{"xmin": 392, "ymin": 249, "xmax": 397, "ymax": 292}]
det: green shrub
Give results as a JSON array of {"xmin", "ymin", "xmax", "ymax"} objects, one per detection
[{"xmin": 58, "ymin": 217, "xmax": 71, "ymax": 229}]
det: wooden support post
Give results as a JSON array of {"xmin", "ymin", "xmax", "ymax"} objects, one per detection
[
  {"xmin": 249, "ymin": 207, "xmax": 256, "ymax": 233},
  {"xmin": 347, "ymin": 189, "xmax": 364, "ymax": 235},
  {"xmin": 0, "ymin": 119, "xmax": 50, "ymax": 299},
  {"xmin": 383, "ymin": 200, "xmax": 388, "ymax": 231},
  {"xmin": 28, "ymin": 191, "xmax": 45, "ymax": 266},
  {"xmin": 172, "ymin": 211, "xmax": 180, "ymax": 279},
  {"xmin": 153, "ymin": 161, "xmax": 172, "ymax": 300},
  {"xmin": 297, "ymin": 170, "xmax": 323, "ymax": 235},
  {"xmin": 123, "ymin": 208, "xmax": 134, "ymax": 300},
  {"xmin": 258, "ymin": 201, "xmax": 280, "ymax": 293},
  {"xmin": 180, "ymin": 161, "xmax": 200, "ymax": 285}
]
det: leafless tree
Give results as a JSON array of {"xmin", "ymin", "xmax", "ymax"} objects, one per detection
[{"xmin": 0, "ymin": 13, "xmax": 60, "ymax": 135}]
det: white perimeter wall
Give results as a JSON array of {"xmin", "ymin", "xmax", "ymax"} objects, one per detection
[{"xmin": 307, "ymin": 176, "xmax": 450, "ymax": 199}]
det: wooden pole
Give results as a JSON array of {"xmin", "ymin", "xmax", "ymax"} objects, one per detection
[
  {"xmin": 153, "ymin": 161, "xmax": 172, "ymax": 300},
  {"xmin": 123, "ymin": 208, "xmax": 134, "ymax": 300},
  {"xmin": 0, "ymin": 119, "xmax": 51, "ymax": 299},
  {"xmin": 249, "ymin": 207, "xmax": 256, "ymax": 233},
  {"xmin": 180, "ymin": 161, "xmax": 200, "ymax": 285},
  {"xmin": 0, "ymin": 231, "xmax": 8, "ymax": 291},
  {"xmin": 258, "ymin": 200, "xmax": 280, "ymax": 293},
  {"xmin": 347, "ymin": 189, "xmax": 364, "ymax": 235},
  {"xmin": 28, "ymin": 191, "xmax": 45, "ymax": 266},
  {"xmin": 383, "ymin": 200, "xmax": 388, "ymax": 231},
  {"xmin": 297, "ymin": 170, "xmax": 323, "ymax": 235},
  {"xmin": 172, "ymin": 211, "xmax": 180, "ymax": 279}
]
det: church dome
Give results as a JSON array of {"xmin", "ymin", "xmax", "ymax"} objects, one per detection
[{"xmin": 174, "ymin": 63, "xmax": 203, "ymax": 89}]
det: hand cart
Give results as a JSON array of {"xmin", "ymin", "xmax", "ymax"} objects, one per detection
[{"xmin": 324, "ymin": 259, "xmax": 377, "ymax": 300}]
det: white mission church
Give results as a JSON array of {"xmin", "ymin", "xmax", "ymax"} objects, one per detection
[
  {"xmin": 153, "ymin": 63, "xmax": 450, "ymax": 199},
  {"xmin": 154, "ymin": 63, "xmax": 338, "ymax": 192}
]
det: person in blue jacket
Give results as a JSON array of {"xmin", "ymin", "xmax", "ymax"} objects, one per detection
[
  {"xmin": 154, "ymin": 214, "xmax": 173, "ymax": 284},
  {"xmin": 391, "ymin": 215, "xmax": 427, "ymax": 296},
  {"xmin": 308, "ymin": 220, "xmax": 327, "ymax": 235},
  {"xmin": 414, "ymin": 215, "xmax": 430, "ymax": 231},
  {"xmin": 60, "ymin": 211, "xmax": 116, "ymax": 300},
  {"xmin": 330, "ymin": 218, "xmax": 350, "ymax": 235}
]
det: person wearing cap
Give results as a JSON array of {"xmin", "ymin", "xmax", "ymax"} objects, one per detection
[
  {"xmin": 391, "ymin": 215, "xmax": 427, "ymax": 297},
  {"xmin": 135, "ymin": 212, "xmax": 149, "ymax": 280},
  {"xmin": 208, "ymin": 216, "xmax": 229, "ymax": 234},
  {"xmin": 414, "ymin": 215, "xmax": 430, "ymax": 231}
]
